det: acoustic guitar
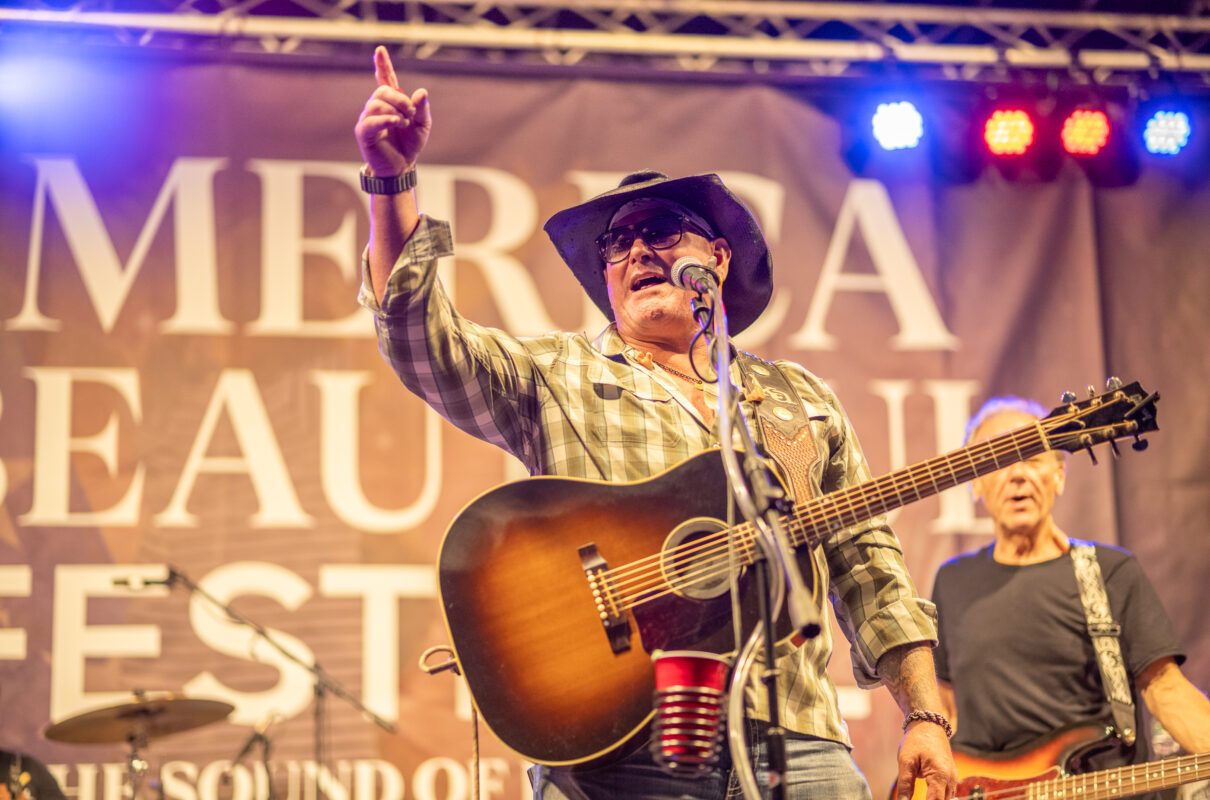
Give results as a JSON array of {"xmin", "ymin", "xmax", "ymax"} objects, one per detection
[
  {"xmin": 437, "ymin": 382, "xmax": 1159, "ymax": 767},
  {"xmin": 896, "ymin": 719, "xmax": 1210, "ymax": 799}
]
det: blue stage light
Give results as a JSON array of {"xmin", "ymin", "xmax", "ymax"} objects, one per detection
[
  {"xmin": 1143, "ymin": 111, "xmax": 1192, "ymax": 155},
  {"xmin": 871, "ymin": 102, "xmax": 924, "ymax": 150}
]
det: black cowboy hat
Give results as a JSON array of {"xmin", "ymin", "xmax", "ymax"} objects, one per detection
[{"xmin": 543, "ymin": 171, "xmax": 773, "ymax": 334}]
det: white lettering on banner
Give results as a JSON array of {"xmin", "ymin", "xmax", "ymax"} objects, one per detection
[
  {"xmin": 20, "ymin": 367, "xmax": 145, "ymax": 527},
  {"xmin": 419, "ymin": 166, "xmax": 557, "ymax": 337},
  {"xmin": 10, "ymin": 157, "xmax": 230, "ymax": 335},
  {"xmin": 312, "ymin": 371, "xmax": 442, "ymax": 533},
  {"xmin": 161, "ymin": 761, "xmax": 200, "ymax": 800},
  {"xmin": 155, "ymin": 370, "xmax": 313, "ymax": 529},
  {"xmin": 412, "ymin": 758, "xmax": 465, "ymax": 800},
  {"xmin": 869, "ymin": 379, "xmax": 912, "ymax": 527},
  {"xmin": 44, "ymin": 762, "xmax": 99, "ymax": 800},
  {"xmin": 198, "ymin": 761, "xmax": 259, "ymax": 800},
  {"xmin": 246, "ymin": 160, "xmax": 368, "ymax": 338},
  {"xmin": 26, "ymin": 562, "xmax": 445, "ymax": 726},
  {"xmin": 869, "ymin": 379, "xmax": 986, "ymax": 534},
  {"xmin": 0, "ymin": 565, "xmax": 31, "ymax": 659},
  {"xmin": 791, "ymin": 179, "xmax": 959, "ymax": 351},
  {"xmin": 183, "ymin": 562, "xmax": 316, "ymax": 725},
  {"xmin": 353, "ymin": 760, "xmax": 405, "ymax": 800},
  {"xmin": 923, "ymin": 379, "xmax": 991, "ymax": 534},
  {"xmin": 318, "ymin": 565, "xmax": 438, "ymax": 721},
  {"xmin": 52, "ymin": 759, "xmax": 528, "ymax": 800},
  {"xmin": 3, "ymin": 159, "xmax": 961, "ymax": 350},
  {"xmin": 50, "ymin": 564, "xmax": 168, "ymax": 721},
  {"xmin": 292, "ymin": 762, "xmax": 351, "ymax": 800}
]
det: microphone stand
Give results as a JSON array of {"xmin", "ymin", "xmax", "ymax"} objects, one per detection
[
  {"xmin": 694, "ymin": 282, "xmax": 820, "ymax": 800},
  {"xmin": 160, "ymin": 567, "xmax": 398, "ymax": 800}
]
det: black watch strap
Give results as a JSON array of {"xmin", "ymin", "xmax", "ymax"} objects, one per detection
[{"xmin": 359, "ymin": 166, "xmax": 417, "ymax": 195}]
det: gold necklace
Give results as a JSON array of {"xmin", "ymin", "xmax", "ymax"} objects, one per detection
[{"xmin": 655, "ymin": 360, "xmax": 704, "ymax": 386}]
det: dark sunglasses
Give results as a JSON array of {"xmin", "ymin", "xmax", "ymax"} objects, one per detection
[{"xmin": 595, "ymin": 214, "xmax": 712, "ymax": 264}]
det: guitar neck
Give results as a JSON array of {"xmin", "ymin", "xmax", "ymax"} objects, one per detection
[
  {"xmin": 1046, "ymin": 752, "xmax": 1210, "ymax": 797},
  {"xmin": 785, "ymin": 422, "xmax": 1052, "ymax": 548}
]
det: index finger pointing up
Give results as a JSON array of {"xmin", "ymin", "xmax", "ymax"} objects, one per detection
[{"xmin": 373, "ymin": 45, "xmax": 401, "ymax": 90}]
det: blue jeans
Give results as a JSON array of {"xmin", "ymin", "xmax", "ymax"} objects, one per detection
[{"xmin": 530, "ymin": 728, "xmax": 874, "ymax": 800}]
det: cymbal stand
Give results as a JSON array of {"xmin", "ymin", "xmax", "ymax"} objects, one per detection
[
  {"xmin": 123, "ymin": 727, "xmax": 150, "ymax": 800},
  {"xmin": 161, "ymin": 568, "xmax": 397, "ymax": 800}
]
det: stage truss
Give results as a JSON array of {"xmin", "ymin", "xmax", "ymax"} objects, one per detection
[{"xmin": 2, "ymin": 1, "xmax": 1210, "ymax": 87}]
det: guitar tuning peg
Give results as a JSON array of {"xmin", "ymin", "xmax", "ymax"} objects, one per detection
[
  {"xmin": 1132, "ymin": 436, "xmax": 1149, "ymax": 452},
  {"xmin": 1086, "ymin": 384, "xmax": 1097, "ymax": 399},
  {"xmin": 1060, "ymin": 390, "xmax": 1077, "ymax": 404},
  {"xmin": 1108, "ymin": 439, "xmax": 1121, "ymax": 459},
  {"xmin": 1086, "ymin": 448, "xmax": 1099, "ymax": 466},
  {"xmin": 1105, "ymin": 376, "xmax": 1123, "ymax": 392}
]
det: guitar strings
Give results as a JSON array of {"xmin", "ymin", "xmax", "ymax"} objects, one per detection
[
  {"xmin": 607, "ymin": 414, "xmax": 1128, "ymax": 606},
  {"xmin": 603, "ymin": 426, "xmax": 1049, "ymax": 603},
  {"xmin": 942, "ymin": 749, "xmax": 1209, "ymax": 800},
  {"xmin": 602, "ymin": 422, "xmax": 1070, "ymax": 609}
]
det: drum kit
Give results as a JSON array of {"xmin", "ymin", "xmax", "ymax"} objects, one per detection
[{"xmin": 42, "ymin": 692, "xmax": 235, "ymax": 799}]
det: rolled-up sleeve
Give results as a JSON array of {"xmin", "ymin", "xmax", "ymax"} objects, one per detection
[
  {"xmin": 357, "ymin": 216, "xmax": 546, "ymax": 468},
  {"xmin": 796, "ymin": 371, "xmax": 939, "ymax": 688}
]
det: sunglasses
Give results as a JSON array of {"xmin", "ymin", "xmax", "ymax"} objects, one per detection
[{"xmin": 595, "ymin": 214, "xmax": 712, "ymax": 264}]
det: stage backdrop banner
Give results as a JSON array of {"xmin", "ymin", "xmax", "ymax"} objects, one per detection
[{"xmin": 2, "ymin": 49, "xmax": 1208, "ymax": 800}]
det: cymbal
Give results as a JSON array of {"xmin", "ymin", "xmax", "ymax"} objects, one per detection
[{"xmin": 44, "ymin": 695, "xmax": 235, "ymax": 744}]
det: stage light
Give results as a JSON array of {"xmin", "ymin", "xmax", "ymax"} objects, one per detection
[
  {"xmin": 1143, "ymin": 111, "xmax": 1192, "ymax": 155},
  {"xmin": 984, "ymin": 109, "xmax": 1035, "ymax": 156},
  {"xmin": 1061, "ymin": 109, "xmax": 1111, "ymax": 156},
  {"xmin": 871, "ymin": 101, "xmax": 924, "ymax": 150}
]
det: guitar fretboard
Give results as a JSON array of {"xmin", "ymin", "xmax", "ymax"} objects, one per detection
[
  {"xmin": 1027, "ymin": 752, "xmax": 1210, "ymax": 799},
  {"xmin": 783, "ymin": 423, "xmax": 1051, "ymax": 550}
]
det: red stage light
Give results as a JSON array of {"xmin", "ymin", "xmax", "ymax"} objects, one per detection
[
  {"xmin": 984, "ymin": 109, "xmax": 1035, "ymax": 156},
  {"xmin": 1061, "ymin": 109, "xmax": 1111, "ymax": 156}
]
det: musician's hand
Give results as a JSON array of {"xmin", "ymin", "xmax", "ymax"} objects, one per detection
[
  {"xmin": 896, "ymin": 720, "xmax": 957, "ymax": 800},
  {"xmin": 354, "ymin": 45, "xmax": 431, "ymax": 178}
]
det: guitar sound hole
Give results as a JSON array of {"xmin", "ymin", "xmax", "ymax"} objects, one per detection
[{"xmin": 661, "ymin": 518, "xmax": 736, "ymax": 601}]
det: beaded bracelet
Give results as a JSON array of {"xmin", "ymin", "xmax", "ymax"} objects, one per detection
[{"xmin": 902, "ymin": 709, "xmax": 953, "ymax": 738}]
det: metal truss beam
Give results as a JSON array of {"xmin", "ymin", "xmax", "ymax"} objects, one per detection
[{"xmin": 3, "ymin": 1, "xmax": 1210, "ymax": 86}]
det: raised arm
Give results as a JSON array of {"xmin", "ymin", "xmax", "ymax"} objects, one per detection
[{"xmin": 353, "ymin": 45, "xmax": 431, "ymax": 304}]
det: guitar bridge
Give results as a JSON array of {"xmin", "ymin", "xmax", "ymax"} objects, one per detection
[{"xmin": 579, "ymin": 543, "xmax": 631, "ymax": 654}]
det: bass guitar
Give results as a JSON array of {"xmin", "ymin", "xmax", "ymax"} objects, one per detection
[
  {"xmin": 896, "ymin": 719, "xmax": 1210, "ymax": 799},
  {"xmin": 437, "ymin": 382, "xmax": 1159, "ymax": 767}
]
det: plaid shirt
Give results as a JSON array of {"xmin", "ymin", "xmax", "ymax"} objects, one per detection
[{"xmin": 359, "ymin": 215, "xmax": 938, "ymax": 746}]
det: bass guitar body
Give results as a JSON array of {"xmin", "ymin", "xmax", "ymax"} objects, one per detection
[{"xmin": 896, "ymin": 721, "xmax": 1127, "ymax": 800}]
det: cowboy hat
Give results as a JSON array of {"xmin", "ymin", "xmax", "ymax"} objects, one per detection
[{"xmin": 543, "ymin": 171, "xmax": 773, "ymax": 333}]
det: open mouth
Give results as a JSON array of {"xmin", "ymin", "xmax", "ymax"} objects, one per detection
[{"xmin": 631, "ymin": 275, "xmax": 667, "ymax": 291}]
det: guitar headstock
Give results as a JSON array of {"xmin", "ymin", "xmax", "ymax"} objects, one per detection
[{"xmin": 1042, "ymin": 378, "xmax": 1159, "ymax": 462}]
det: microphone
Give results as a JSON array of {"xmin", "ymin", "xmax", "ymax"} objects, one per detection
[
  {"xmin": 113, "ymin": 570, "xmax": 177, "ymax": 590},
  {"xmin": 670, "ymin": 256, "xmax": 719, "ymax": 295}
]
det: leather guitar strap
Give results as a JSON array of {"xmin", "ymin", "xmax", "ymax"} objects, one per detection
[
  {"xmin": 734, "ymin": 352, "xmax": 818, "ymax": 504},
  {"xmin": 1071, "ymin": 542, "xmax": 1138, "ymax": 746}
]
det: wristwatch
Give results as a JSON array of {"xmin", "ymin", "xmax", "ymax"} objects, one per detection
[{"xmin": 359, "ymin": 165, "xmax": 417, "ymax": 195}]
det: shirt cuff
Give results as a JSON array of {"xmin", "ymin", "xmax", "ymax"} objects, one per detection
[
  {"xmin": 357, "ymin": 215, "xmax": 455, "ymax": 317},
  {"xmin": 849, "ymin": 596, "xmax": 939, "ymax": 689}
]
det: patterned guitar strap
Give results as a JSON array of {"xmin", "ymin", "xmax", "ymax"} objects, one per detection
[
  {"xmin": 1070, "ymin": 542, "xmax": 1138, "ymax": 746},
  {"xmin": 733, "ymin": 352, "xmax": 819, "ymax": 507}
]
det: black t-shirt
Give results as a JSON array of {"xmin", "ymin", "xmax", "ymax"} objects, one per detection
[
  {"xmin": 933, "ymin": 541, "xmax": 1183, "ymax": 758},
  {"xmin": 0, "ymin": 750, "xmax": 66, "ymax": 800}
]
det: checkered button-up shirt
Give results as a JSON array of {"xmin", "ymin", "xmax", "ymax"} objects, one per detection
[{"xmin": 359, "ymin": 215, "xmax": 938, "ymax": 746}]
